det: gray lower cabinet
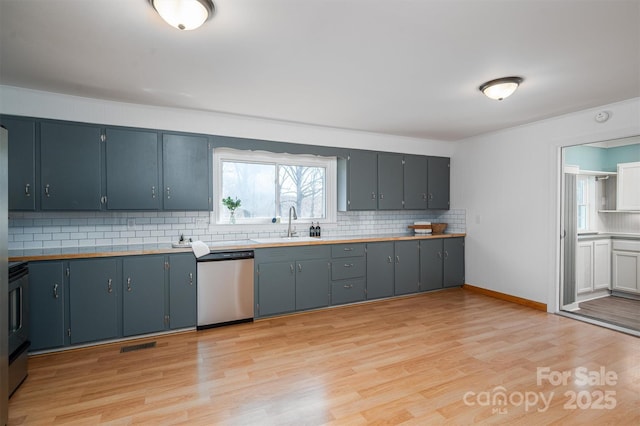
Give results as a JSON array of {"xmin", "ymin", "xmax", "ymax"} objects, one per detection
[
  {"xmin": 257, "ymin": 261, "xmax": 296, "ymax": 316},
  {"xmin": 162, "ymin": 133, "xmax": 211, "ymax": 210},
  {"xmin": 443, "ymin": 237, "xmax": 465, "ymax": 287},
  {"xmin": 122, "ymin": 255, "xmax": 165, "ymax": 336},
  {"xmin": 68, "ymin": 258, "xmax": 120, "ymax": 345},
  {"xmin": 105, "ymin": 128, "xmax": 160, "ymax": 210},
  {"xmin": 394, "ymin": 240, "xmax": 420, "ymax": 295},
  {"xmin": 0, "ymin": 115, "xmax": 36, "ymax": 211},
  {"xmin": 255, "ymin": 246, "xmax": 330, "ymax": 317},
  {"xmin": 330, "ymin": 243, "xmax": 366, "ymax": 305},
  {"xmin": 40, "ymin": 121, "xmax": 102, "ymax": 210},
  {"xmin": 365, "ymin": 242, "xmax": 395, "ymax": 299},
  {"xmin": 419, "ymin": 237, "xmax": 465, "ymax": 290},
  {"xmin": 29, "ymin": 261, "xmax": 66, "ymax": 351},
  {"xmin": 168, "ymin": 253, "xmax": 197, "ymax": 329}
]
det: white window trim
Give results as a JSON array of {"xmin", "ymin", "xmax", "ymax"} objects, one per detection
[{"xmin": 213, "ymin": 147, "xmax": 337, "ymax": 226}]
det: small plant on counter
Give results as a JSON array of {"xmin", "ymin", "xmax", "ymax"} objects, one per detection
[{"xmin": 222, "ymin": 197, "xmax": 241, "ymax": 223}]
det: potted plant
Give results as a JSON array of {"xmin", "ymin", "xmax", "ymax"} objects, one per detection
[{"xmin": 222, "ymin": 196, "xmax": 241, "ymax": 224}]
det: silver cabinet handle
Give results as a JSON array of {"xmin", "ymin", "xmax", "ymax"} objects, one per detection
[
  {"xmin": 25, "ymin": 183, "xmax": 31, "ymax": 197},
  {"xmin": 344, "ymin": 263, "xmax": 354, "ymax": 268},
  {"xmin": 387, "ymin": 256, "xmax": 392, "ymax": 263},
  {"xmin": 437, "ymin": 251, "xmax": 443, "ymax": 259},
  {"xmin": 298, "ymin": 263, "xmax": 302, "ymax": 272},
  {"xmin": 444, "ymin": 250, "xmax": 449, "ymax": 259},
  {"xmin": 45, "ymin": 184, "xmax": 51, "ymax": 197},
  {"xmin": 343, "ymin": 247, "xmax": 353, "ymax": 252},
  {"xmin": 396, "ymin": 255, "xmax": 400, "ymax": 263},
  {"xmin": 189, "ymin": 272, "xmax": 193, "ymax": 285},
  {"xmin": 428, "ymin": 193, "xmax": 434, "ymax": 201},
  {"xmin": 290, "ymin": 264, "xmax": 294, "ymax": 274},
  {"xmin": 379, "ymin": 193, "xmax": 384, "ymax": 200},
  {"xmin": 127, "ymin": 277, "xmax": 132, "ymax": 292},
  {"xmin": 422, "ymin": 193, "xmax": 427, "ymax": 201},
  {"xmin": 151, "ymin": 186, "xmax": 156, "ymax": 199},
  {"xmin": 166, "ymin": 187, "xmax": 171, "ymax": 199},
  {"xmin": 53, "ymin": 283, "xmax": 59, "ymax": 299},
  {"xmin": 371, "ymin": 192, "xmax": 376, "ymax": 200},
  {"xmin": 107, "ymin": 278, "xmax": 113, "ymax": 294},
  {"xmin": 343, "ymin": 284, "xmax": 354, "ymax": 289}
]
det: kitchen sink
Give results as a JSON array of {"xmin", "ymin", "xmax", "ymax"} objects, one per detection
[{"xmin": 251, "ymin": 236, "xmax": 322, "ymax": 244}]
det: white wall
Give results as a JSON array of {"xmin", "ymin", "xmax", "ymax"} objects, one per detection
[
  {"xmin": 451, "ymin": 97, "xmax": 640, "ymax": 311},
  {"xmin": 0, "ymin": 85, "xmax": 453, "ymax": 157}
]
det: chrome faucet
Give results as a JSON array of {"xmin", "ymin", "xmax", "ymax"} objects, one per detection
[{"xmin": 287, "ymin": 206, "xmax": 298, "ymax": 237}]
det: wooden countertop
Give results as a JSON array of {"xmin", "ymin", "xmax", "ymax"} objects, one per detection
[{"xmin": 8, "ymin": 233, "xmax": 466, "ymax": 262}]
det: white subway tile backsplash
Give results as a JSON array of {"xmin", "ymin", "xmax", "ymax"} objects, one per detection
[{"xmin": 8, "ymin": 209, "xmax": 466, "ymax": 249}]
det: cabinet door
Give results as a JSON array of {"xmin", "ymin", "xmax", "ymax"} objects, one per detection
[
  {"xmin": 394, "ymin": 241, "xmax": 420, "ymax": 295},
  {"xmin": 0, "ymin": 116, "xmax": 36, "ymax": 210},
  {"xmin": 612, "ymin": 251, "xmax": 640, "ymax": 293},
  {"xmin": 404, "ymin": 155, "xmax": 428, "ymax": 210},
  {"xmin": 169, "ymin": 253, "xmax": 197, "ymax": 329},
  {"xmin": 296, "ymin": 259, "xmax": 329, "ymax": 311},
  {"xmin": 616, "ymin": 162, "xmax": 640, "ymax": 210},
  {"xmin": 347, "ymin": 151, "xmax": 377, "ymax": 210},
  {"xmin": 366, "ymin": 242, "xmax": 394, "ymax": 299},
  {"xmin": 105, "ymin": 128, "xmax": 160, "ymax": 210},
  {"xmin": 69, "ymin": 258, "xmax": 119, "ymax": 344},
  {"xmin": 123, "ymin": 256, "xmax": 166, "ymax": 336},
  {"xmin": 29, "ymin": 262, "xmax": 66, "ymax": 350},
  {"xmin": 162, "ymin": 133, "xmax": 210, "ymax": 210},
  {"xmin": 420, "ymin": 239, "xmax": 443, "ymax": 291},
  {"xmin": 427, "ymin": 156, "xmax": 450, "ymax": 210},
  {"xmin": 576, "ymin": 241, "xmax": 594, "ymax": 294},
  {"xmin": 257, "ymin": 262, "xmax": 295, "ymax": 316},
  {"xmin": 40, "ymin": 121, "xmax": 102, "ymax": 210},
  {"xmin": 593, "ymin": 240, "xmax": 611, "ymax": 290},
  {"xmin": 377, "ymin": 153, "xmax": 404, "ymax": 210},
  {"xmin": 443, "ymin": 238, "xmax": 465, "ymax": 288}
]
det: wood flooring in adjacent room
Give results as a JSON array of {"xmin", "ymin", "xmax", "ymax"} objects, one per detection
[
  {"xmin": 8, "ymin": 289, "xmax": 640, "ymax": 425},
  {"xmin": 575, "ymin": 295, "xmax": 640, "ymax": 332}
]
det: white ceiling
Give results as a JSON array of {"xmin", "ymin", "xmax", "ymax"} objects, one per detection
[{"xmin": 0, "ymin": 0, "xmax": 638, "ymax": 141}]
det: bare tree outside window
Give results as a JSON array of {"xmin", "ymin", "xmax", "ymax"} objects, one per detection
[{"xmin": 278, "ymin": 165, "xmax": 325, "ymax": 219}]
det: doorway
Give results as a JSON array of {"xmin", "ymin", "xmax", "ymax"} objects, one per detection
[{"xmin": 559, "ymin": 136, "xmax": 640, "ymax": 334}]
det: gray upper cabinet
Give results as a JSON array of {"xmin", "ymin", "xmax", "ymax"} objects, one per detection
[
  {"xmin": 404, "ymin": 155, "xmax": 428, "ymax": 210},
  {"xmin": 0, "ymin": 116, "xmax": 36, "ymax": 210},
  {"xmin": 105, "ymin": 128, "xmax": 160, "ymax": 210},
  {"xmin": 427, "ymin": 156, "xmax": 450, "ymax": 210},
  {"xmin": 29, "ymin": 261, "xmax": 66, "ymax": 350},
  {"xmin": 40, "ymin": 121, "xmax": 102, "ymax": 210},
  {"xmin": 162, "ymin": 133, "xmax": 211, "ymax": 210},
  {"xmin": 122, "ymin": 255, "xmax": 166, "ymax": 336},
  {"xmin": 346, "ymin": 150, "xmax": 378, "ymax": 210},
  {"xmin": 68, "ymin": 258, "xmax": 119, "ymax": 345},
  {"xmin": 378, "ymin": 153, "xmax": 404, "ymax": 210}
]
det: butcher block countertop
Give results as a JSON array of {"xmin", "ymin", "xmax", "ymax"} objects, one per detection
[{"xmin": 9, "ymin": 233, "xmax": 466, "ymax": 262}]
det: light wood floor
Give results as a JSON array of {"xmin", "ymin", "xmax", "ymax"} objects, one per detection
[
  {"xmin": 9, "ymin": 289, "xmax": 640, "ymax": 425},
  {"xmin": 575, "ymin": 295, "xmax": 640, "ymax": 331}
]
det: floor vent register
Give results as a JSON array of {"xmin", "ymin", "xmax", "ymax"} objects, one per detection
[{"xmin": 120, "ymin": 341, "xmax": 157, "ymax": 353}]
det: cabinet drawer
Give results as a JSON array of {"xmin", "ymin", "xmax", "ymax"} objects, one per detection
[
  {"xmin": 331, "ymin": 258, "xmax": 366, "ymax": 280},
  {"xmin": 612, "ymin": 240, "xmax": 640, "ymax": 252},
  {"xmin": 331, "ymin": 279, "xmax": 365, "ymax": 305},
  {"xmin": 255, "ymin": 245, "xmax": 330, "ymax": 263},
  {"xmin": 331, "ymin": 243, "xmax": 365, "ymax": 258}
]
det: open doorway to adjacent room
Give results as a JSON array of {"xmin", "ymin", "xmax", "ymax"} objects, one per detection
[{"xmin": 559, "ymin": 135, "xmax": 640, "ymax": 334}]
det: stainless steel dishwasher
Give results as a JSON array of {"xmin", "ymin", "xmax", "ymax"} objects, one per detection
[{"xmin": 196, "ymin": 250, "xmax": 255, "ymax": 329}]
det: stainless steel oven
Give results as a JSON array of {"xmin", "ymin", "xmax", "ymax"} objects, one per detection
[{"xmin": 8, "ymin": 261, "xmax": 29, "ymax": 397}]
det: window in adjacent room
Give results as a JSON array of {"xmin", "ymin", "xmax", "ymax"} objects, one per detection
[
  {"xmin": 214, "ymin": 148, "xmax": 337, "ymax": 225},
  {"xmin": 576, "ymin": 174, "xmax": 596, "ymax": 232}
]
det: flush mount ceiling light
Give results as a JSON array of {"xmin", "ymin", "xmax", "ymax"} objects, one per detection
[
  {"xmin": 479, "ymin": 76, "xmax": 524, "ymax": 101},
  {"xmin": 149, "ymin": 0, "xmax": 214, "ymax": 31}
]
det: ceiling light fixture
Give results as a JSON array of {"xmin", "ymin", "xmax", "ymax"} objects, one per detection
[
  {"xmin": 479, "ymin": 76, "xmax": 523, "ymax": 101},
  {"xmin": 149, "ymin": 0, "xmax": 214, "ymax": 31}
]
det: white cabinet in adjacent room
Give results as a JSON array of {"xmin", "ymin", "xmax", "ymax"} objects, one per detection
[
  {"xmin": 576, "ymin": 238, "xmax": 611, "ymax": 294},
  {"xmin": 616, "ymin": 161, "xmax": 640, "ymax": 210},
  {"xmin": 612, "ymin": 240, "xmax": 640, "ymax": 294}
]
